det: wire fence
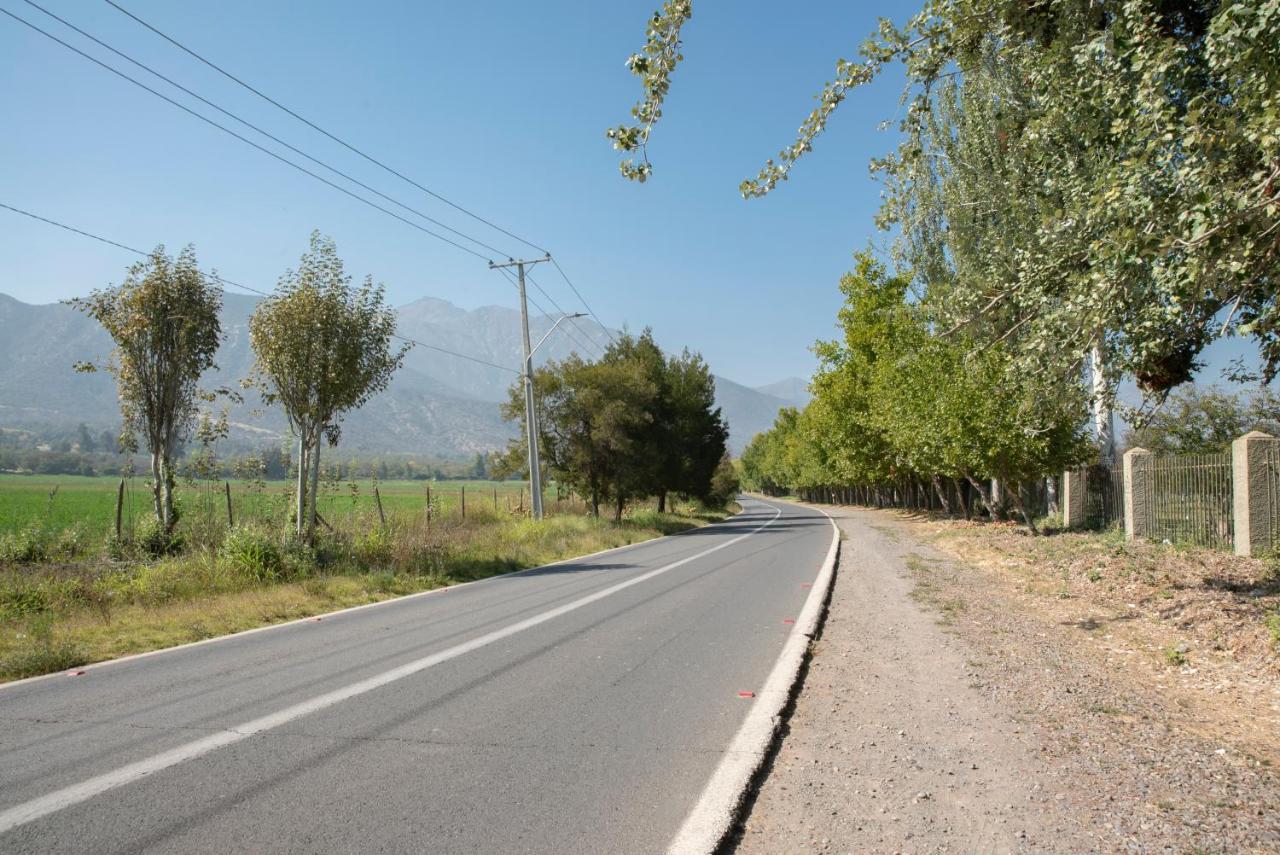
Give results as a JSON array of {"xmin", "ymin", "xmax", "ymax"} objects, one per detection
[{"xmin": 1142, "ymin": 452, "xmax": 1234, "ymax": 550}]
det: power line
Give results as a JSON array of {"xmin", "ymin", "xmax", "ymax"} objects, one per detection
[
  {"xmin": 97, "ymin": 0, "xmax": 625, "ymax": 345},
  {"xmin": 525, "ymin": 268, "xmax": 606, "ymax": 355},
  {"xmin": 0, "ymin": 201, "xmax": 521, "ymax": 376},
  {"xmin": 0, "ymin": 6, "xmax": 493, "ymax": 262},
  {"xmin": 550, "ymin": 257, "xmax": 617, "ymax": 344},
  {"xmin": 102, "ymin": 0, "xmax": 550, "ymax": 257},
  {"xmin": 9, "ymin": 1, "xmax": 624, "ymax": 352},
  {"xmin": 20, "ymin": 0, "xmax": 514, "ymax": 260},
  {"xmin": 493, "ymin": 266, "xmax": 599, "ymax": 358}
]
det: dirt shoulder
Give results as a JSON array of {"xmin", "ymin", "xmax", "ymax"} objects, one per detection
[{"xmin": 733, "ymin": 504, "xmax": 1279, "ymax": 854}]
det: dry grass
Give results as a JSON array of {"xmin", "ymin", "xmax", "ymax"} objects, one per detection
[{"xmin": 891, "ymin": 513, "xmax": 1280, "ymax": 762}]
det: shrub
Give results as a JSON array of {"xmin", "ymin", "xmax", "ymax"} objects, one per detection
[
  {"xmin": 0, "ymin": 527, "xmax": 49, "ymax": 564},
  {"xmin": 354, "ymin": 526, "xmax": 395, "ymax": 569},
  {"xmin": 0, "ymin": 584, "xmax": 51, "ymax": 619},
  {"xmin": 134, "ymin": 518, "xmax": 184, "ymax": 558},
  {"xmin": 221, "ymin": 525, "xmax": 284, "ymax": 582}
]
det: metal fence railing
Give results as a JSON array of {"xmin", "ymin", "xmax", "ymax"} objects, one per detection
[
  {"xmin": 1143, "ymin": 452, "xmax": 1234, "ymax": 550},
  {"xmin": 1265, "ymin": 446, "xmax": 1280, "ymax": 554},
  {"xmin": 1084, "ymin": 464, "xmax": 1125, "ymax": 530}
]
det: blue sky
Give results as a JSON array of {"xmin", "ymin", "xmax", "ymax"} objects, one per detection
[
  {"xmin": 0, "ymin": 0, "xmax": 1258, "ymax": 391},
  {"xmin": 1, "ymin": 0, "xmax": 913, "ymax": 387}
]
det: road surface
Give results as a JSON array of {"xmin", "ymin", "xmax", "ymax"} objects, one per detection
[{"xmin": 0, "ymin": 497, "xmax": 833, "ymax": 854}]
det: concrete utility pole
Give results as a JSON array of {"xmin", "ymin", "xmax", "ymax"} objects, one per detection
[{"xmin": 488, "ymin": 254, "xmax": 560, "ymax": 520}]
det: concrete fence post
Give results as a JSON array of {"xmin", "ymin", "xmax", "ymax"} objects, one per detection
[
  {"xmin": 1123, "ymin": 447, "xmax": 1153, "ymax": 541},
  {"xmin": 1062, "ymin": 469, "xmax": 1087, "ymax": 529},
  {"xmin": 1232, "ymin": 431, "xmax": 1279, "ymax": 557}
]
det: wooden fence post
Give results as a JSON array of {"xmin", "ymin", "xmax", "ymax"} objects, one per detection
[
  {"xmin": 461, "ymin": 486, "xmax": 466, "ymax": 520},
  {"xmin": 115, "ymin": 478, "xmax": 125, "ymax": 540},
  {"xmin": 224, "ymin": 480, "xmax": 234, "ymax": 527},
  {"xmin": 425, "ymin": 484, "xmax": 432, "ymax": 529},
  {"xmin": 374, "ymin": 486, "xmax": 386, "ymax": 527}
]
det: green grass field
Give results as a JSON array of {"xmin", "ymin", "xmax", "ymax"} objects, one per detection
[{"xmin": 0, "ymin": 473, "xmax": 550, "ymax": 540}]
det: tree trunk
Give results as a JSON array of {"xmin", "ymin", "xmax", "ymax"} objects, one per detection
[
  {"xmin": 614, "ymin": 494, "xmax": 624, "ymax": 523},
  {"xmin": 963, "ymin": 473, "xmax": 996, "ymax": 520},
  {"xmin": 150, "ymin": 450, "xmax": 163, "ymax": 529},
  {"xmin": 931, "ymin": 474, "xmax": 951, "ymax": 516},
  {"xmin": 657, "ymin": 490, "xmax": 667, "ymax": 513},
  {"xmin": 295, "ymin": 435, "xmax": 308, "ymax": 538},
  {"xmin": 952, "ymin": 477, "xmax": 970, "ymax": 519},
  {"xmin": 159, "ymin": 451, "xmax": 176, "ymax": 534},
  {"xmin": 1007, "ymin": 482, "xmax": 1039, "ymax": 534},
  {"xmin": 1091, "ymin": 342, "xmax": 1116, "ymax": 466},
  {"xmin": 306, "ymin": 437, "xmax": 321, "ymax": 544}
]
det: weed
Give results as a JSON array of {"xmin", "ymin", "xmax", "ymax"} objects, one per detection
[
  {"xmin": 1163, "ymin": 646, "xmax": 1188, "ymax": 667},
  {"xmin": 221, "ymin": 525, "xmax": 284, "ymax": 582},
  {"xmin": 134, "ymin": 518, "xmax": 184, "ymax": 558},
  {"xmin": 1265, "ymin": 611, "xmax": 1280, "ymax": 652},
  {"xmin": 0, "ymin": 526, "xmax": 48, "ymax": 564}
]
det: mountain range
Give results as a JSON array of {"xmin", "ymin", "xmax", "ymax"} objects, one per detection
[{"xmin": 0, "ymin": 292, "xmax": 808, "ymax": 457}]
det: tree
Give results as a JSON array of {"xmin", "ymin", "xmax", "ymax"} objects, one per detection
[
  {"xmin": 599, "ymin": 330, "xmax": 729, "ymax": 510},
  {"xmin": 611, "ymin": 0, "xmax": 1280, "ymax": 392},
  {"xmin": 705, "ymin": 452, "xmax": 741, "ymax": 508},
  {"xmin": 76, "ymin": 424, "xmax": 96, "ymax": 453},
  {"xmin": 662, "ymin": 346, "xmax": 729, "ymax": 505},
  {"xmin": 71, "ymin": 245, "xmax": 222, "ymax": 533},
  {"xmin": 249, "ymin": 232, "xmax": 408, "ymax": 542},
  {"xmin": 504, "ymin": 354, "xmax": 657, "ymax": 520},
  {"xmin": 1125, "ymin": 386, "xmax": 1280, "ymax": 455}
]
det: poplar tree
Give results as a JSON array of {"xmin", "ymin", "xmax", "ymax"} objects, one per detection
[
  {"xmin": 249, "ymin": 232, "xmax": 407, "ymax": 542},
  {"xmin": 71, "ymin": 246, "xmax": 222, "ymax": 534}
]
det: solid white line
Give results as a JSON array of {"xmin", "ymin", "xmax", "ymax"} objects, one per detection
[
  {"xmin": 0, "ymin": 503, "xmax": 749, "ymax": 694},
  {"xmin": 667, "ymin": 500, "xmax": 840, "ymax": 855},
  {"xmin": 0, "ymin": 503, "xmax": 781, "ymax": 835}
]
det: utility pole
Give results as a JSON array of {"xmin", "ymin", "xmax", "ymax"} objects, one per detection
[{"xmin": 489, "ymin": 254, "xmax": 552, "ymax": 519}]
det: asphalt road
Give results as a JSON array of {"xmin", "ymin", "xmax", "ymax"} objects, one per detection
[{"xmin": 0, "ymin": 497, "xmax": 833, "ymax": 854}]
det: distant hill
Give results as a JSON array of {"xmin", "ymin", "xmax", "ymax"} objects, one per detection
[
  {"xmin": 753, "ymin": 377, "xmax": 811, "ymax": 408},
  {"xmin": 0, "ymin": 291, "xmax": 804, "ymax": 456}
]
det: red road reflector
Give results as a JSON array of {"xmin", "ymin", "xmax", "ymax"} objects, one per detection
[
  {"xmin": 783, "ymin": 618, "xmax": 796, "ymax": 625},
  {"xmin": 800, "ymin": 583, "xmax": 812, "ymax": 589},
  {"xmin": 66, "ymin": 670, "xmax": 85, "ymax": 676},
  {"xmin": 737, "ymin": 691, "xmax": 755, "ymax": 699}
]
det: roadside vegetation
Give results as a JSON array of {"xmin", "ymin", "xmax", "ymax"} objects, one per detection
[
  {"xmin": 616, "ymin": 1, "xmax": 1279, "ymax": 537},
  {"xmin": 1, "ymin": 230, "xmax": 741, "ymax": 682},
  {"xmin": 0, "ymin": 485, "xmax": 736, "ymax": 682}
]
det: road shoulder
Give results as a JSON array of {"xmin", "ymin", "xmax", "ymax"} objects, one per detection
[
  {"xmin": 734, "ymin": 503, "xmax": 1280, "ymax": 854},
  {"xmin": 735, "ymin": 504, "xmax": 1081, "ymax": 854}
]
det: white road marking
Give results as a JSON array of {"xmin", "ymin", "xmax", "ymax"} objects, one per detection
[
  {"xmin": 0, "ymin": 503, "xmax": 782, "ymax": 835},
  {"xmin": 668, "ymin": 500, "xmax": 840, "ymax": 855}
]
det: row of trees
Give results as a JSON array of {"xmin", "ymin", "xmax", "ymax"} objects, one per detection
[
  {"xmin": 616, "ymin": 1, "xmax": 1277, "ymax": 491},
  {"xmin": 73, "ymin": 232, "xmax": 404, "ymax": 542},
  {"xmin": 740, "ymin": 254, "xmax": 1092, "ymax": 531},
  {"xmin": 499, "ymin": 329, "xmax": 736, "ymax": 519}
]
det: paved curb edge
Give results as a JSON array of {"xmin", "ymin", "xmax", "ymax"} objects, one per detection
[{"xmin": 667, "ymin": 501, "xmax": 841, "ymax": 855}]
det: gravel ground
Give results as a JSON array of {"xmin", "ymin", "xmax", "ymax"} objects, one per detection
[{"xmin": 732, "ymin": 504, "xmax": 1279, "ymax": 854}]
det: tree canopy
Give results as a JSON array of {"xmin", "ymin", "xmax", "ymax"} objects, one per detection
[
  {"xmin": 70, "ymin": 245, "xmax": 222, "ymax": 534},
  {"xmin": 249, "ymin": 232, "xmax": 407, "ymax": 540},
  {"xmin": 611, "ymin": 0, "xmax": 1280, "ymax": 399}
]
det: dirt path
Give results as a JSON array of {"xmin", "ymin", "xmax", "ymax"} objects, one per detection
[{"xmin": 732, "ymin": 504, "xmax": 1278, "ymax": 854}]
